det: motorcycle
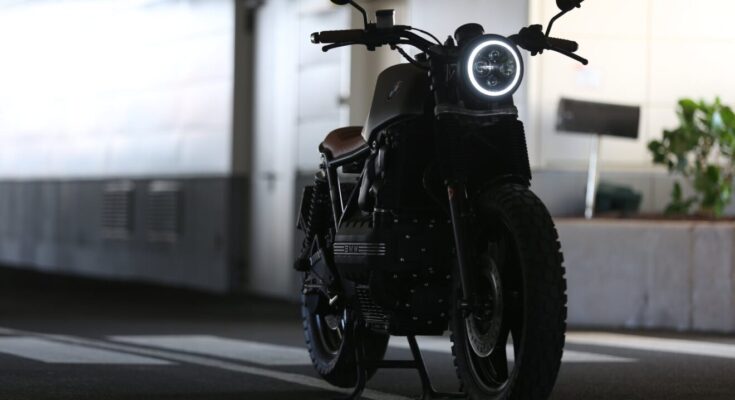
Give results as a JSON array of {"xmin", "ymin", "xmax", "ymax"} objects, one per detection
[{"xmin": 295, "ymin": 1, "xmax": 587, "ymax": 398}]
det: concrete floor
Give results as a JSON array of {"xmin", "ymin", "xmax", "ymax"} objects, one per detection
[{"xmin": 1, "ymin": 268, "xmax": 734, "ymax": 400}]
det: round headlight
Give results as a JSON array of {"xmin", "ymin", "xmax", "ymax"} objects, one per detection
[{"xmin": 465, "ymin": 36, "xmax": 523, "ymax": 98}]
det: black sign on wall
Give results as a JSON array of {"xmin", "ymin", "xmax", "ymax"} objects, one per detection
[{"xmin": 556, "ymin": 98, "xmax": 640, "ymax": 139}]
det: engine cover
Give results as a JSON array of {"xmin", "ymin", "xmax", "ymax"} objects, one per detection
[
  {"xmin": 333, "ymin": 213, "xmax": 451, "ymax": 281},
  {"xmin": 334, "ymin": 213, "xmax": 453, "ymax": 335}
]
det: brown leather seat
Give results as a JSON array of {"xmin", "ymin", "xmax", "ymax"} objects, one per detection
[{"xmin": 319, "ymin": 126, "xmax": 367, "ymax": 159}]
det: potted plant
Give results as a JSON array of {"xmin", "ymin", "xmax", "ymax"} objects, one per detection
[{"xmin": 648, "ymin": 98, "xmax": 735, "ymax": 217}]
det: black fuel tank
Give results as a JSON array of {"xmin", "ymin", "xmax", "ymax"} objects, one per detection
[{"xmin": 364, "ymin": 64, "xmax": 431, "ymax": 141}]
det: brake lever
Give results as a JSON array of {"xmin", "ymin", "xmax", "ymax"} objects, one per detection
[
  {"xmin": 322, "ymin": 42, "xmax": 357, "ymax": 52},
  {"xmin": 548, "ymin": 45, "xmax": 589, "ymax": 65}
]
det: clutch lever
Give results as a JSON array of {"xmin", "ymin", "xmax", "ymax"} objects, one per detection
[{"xmin": 548, "ymin": 45, "xmax": 589, "ymax": 65}]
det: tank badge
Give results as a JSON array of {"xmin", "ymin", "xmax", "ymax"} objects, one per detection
[{"xmin": 388, "ymin": 81, "xmax": 403, "ymax": 100}]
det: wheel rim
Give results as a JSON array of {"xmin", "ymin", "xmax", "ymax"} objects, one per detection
[
  {"xmin": 465, "ymin": 218, "xmax": 524, "ymax": 391},
  {"xmin": 314, "ymin": 309, "xmax": 346, "ymax": 356},
  {"xmin": 465, "ymin": 258, "xmax": 503, "ymax": 358}
]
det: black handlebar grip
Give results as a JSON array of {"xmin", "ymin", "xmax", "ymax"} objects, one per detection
[
  {"xmin": 311, "ymin": 29, "xmax": 365, "ymax": 44},
  {"xmin": 547, "ymin": 37, "xmax": 578, "ymax": 53}
]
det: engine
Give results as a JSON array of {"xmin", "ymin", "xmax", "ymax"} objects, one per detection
[{"xmin": 333, "ymin": 212, "xmax": 453, "ymax": 335}]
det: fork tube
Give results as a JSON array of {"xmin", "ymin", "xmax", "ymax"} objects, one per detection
[{"xmin": 447, "ymin": 182, "xmax": 473, "ymax": 302}]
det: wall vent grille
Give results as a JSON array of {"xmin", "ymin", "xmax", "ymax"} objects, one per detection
[
  {"xmin": 102, "ymin": 181, "xmax": 135, "ymax": 239},
  {"xmin": 147, "ymin": 181, "xmax": 183, "ymax": 243}
]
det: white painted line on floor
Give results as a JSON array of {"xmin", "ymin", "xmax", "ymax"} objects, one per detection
[
  {"xmin": 558, "ymin": 350, "xmax": 634, "ymax": 363},
  {"xmin": 0, "ymin": 327, "xmax": 18, "ymax": 335},
  {"xmin": 389, "ymin": 336, "xmax": 635, "ymax": 363},
  {"xmin": 0, "ymin": 336, "xmax": 172, "ymax": 365},
  {"xmin": 567, "ymin": 332, "xmax": 735, "ymax": 360},
  {"xmin": 389, "ymin": 336, "xmax": 452, "ymax": 354},
  {"xmin": 110, "ymin": 335, "xmax": 311, "ymax": 366},
  {"xmin": 0, "ymin": 327, "xmax": 408, "ymax": 400}
]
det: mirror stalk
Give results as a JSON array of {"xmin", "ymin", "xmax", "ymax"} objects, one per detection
[
  {"xmin": 544, "ymin": 10, "xmax": 567, "ymax": 37},
  {"xmin": 330, "ymin": 0, "xmax": 368, "ymax": 27},
  {"xmin": 347, "ymin": 0, "xmax": 369, "ymax": 28}
]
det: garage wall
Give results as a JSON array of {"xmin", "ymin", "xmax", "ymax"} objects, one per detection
[
  {"xmin": 0, "ymin": 0, "xmax": 251, "ymax": 293},
  {"xmin": 0, "ymin": 0, "xmax": 235, "ymax": 178},
  {"xmin": 250, "ymin": 0, "xmax": 330, "ymax": 298}
]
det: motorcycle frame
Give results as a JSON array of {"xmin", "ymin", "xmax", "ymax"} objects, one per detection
[{"xmin": 321, "ymin": 147, "xmax": 371, "ymax": 230}]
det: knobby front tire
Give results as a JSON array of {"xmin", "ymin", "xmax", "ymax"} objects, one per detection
[{"xmin": 450, "ymin": 183, "xmax": 567, "ymax": 400}]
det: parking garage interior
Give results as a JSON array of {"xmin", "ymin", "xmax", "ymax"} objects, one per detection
[{"xmin": 1, "ymin": 0, "xmax": 735, "ymax": 399}]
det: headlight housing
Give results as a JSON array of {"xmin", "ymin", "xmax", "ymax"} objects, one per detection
[{"xmin": 463, "ymin": 35, "xmax": 523, "ymax": 98}]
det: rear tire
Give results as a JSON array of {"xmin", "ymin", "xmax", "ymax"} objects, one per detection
[
  {"xmin": 301, "ymin": 298, "xmax": 389, "ymax": 388},
  {"xmin": 450, "ymin": 183, "xmax": 567, "ymax": 400}
]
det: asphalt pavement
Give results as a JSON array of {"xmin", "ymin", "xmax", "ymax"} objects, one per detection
[{"xmin": 1, "ymin": 267, "xmax": 734, "ymax": 400}]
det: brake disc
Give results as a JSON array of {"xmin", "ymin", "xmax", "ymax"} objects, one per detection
[{"xmin": 465, "ymin": 258, "xmax": 504, "ymax": 358}]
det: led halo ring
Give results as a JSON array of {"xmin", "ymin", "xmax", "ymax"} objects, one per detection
[{"xmin": 465, "ymin": 36, "xmax": 523, "ymax": 98}]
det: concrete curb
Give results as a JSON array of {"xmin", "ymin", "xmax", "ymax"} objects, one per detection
[{"xmin": 557, "ymin": 219, "xmax": 735, "ymax": 333}]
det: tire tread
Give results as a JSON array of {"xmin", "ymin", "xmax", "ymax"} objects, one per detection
[{"xmin": 450, "ymin": 184, "xmax": 567, "ymax": 400}]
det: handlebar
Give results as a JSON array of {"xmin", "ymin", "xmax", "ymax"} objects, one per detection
[
  {"xmin": 311, "ymin": 24, "xmax": 587, "ymax": 65},
  {"xmin": 311, "ymin": 29, "xmax": 366, "ymax": 44},
  {"xmin": 310, "ymin": 25, "xmax": 436, "ymax": 53},
  {"xmin": 547, "ymin": 37, "xmax": 578, "ymax": 53}
]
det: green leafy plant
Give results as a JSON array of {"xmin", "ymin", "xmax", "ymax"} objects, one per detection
[{"xmin": 648, "ymin": 98, "xmax": 735, "ymax": 217}]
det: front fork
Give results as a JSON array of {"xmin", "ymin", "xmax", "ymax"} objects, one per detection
[{"xmin": 447, "ymin": 181, "xmax": 475, "ymax": 312}]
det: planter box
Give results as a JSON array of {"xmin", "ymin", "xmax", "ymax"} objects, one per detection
[{"xmin": 556, "ymin": 219, "xmax": 735, "ymax": 333}]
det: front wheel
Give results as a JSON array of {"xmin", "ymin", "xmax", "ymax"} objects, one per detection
[{"xmin": 450, "ymin": 184, "xmax": 567, "ymax": 400}]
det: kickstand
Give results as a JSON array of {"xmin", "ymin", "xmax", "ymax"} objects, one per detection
[
  {"xmin": 337, "ymin": 322, "xmax": 367, "ymax": 400},
  {"xmin": 338, "ymin": 332, "xmax": 465, "ymax": 400},
  {"xmin": 406, "ymin": 336, "xmax": 466, "ymax": 400}
]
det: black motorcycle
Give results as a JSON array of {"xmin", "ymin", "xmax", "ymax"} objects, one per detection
[{"xmin": 295, "ymin": 1, "xmax": 587, "ymax": 399}]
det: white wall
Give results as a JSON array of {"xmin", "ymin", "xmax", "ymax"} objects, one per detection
[
  {"xmin": 0, "ymin": 0, "xmax": 235, "ymax": 178},
  {"xmin": 249, "ymin": 0, "xmax": 302, "ymax": 298},
  {"xmin": 249, "ymin": 0, "xmax": 355, "ymax": 298},
  {"xmin": 297, "ymin": 4, "xmax": 351, "ymax": 171},
  {"xmin": 530, "ymin": 0, "xmax": 735, "ymax": 170}
]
